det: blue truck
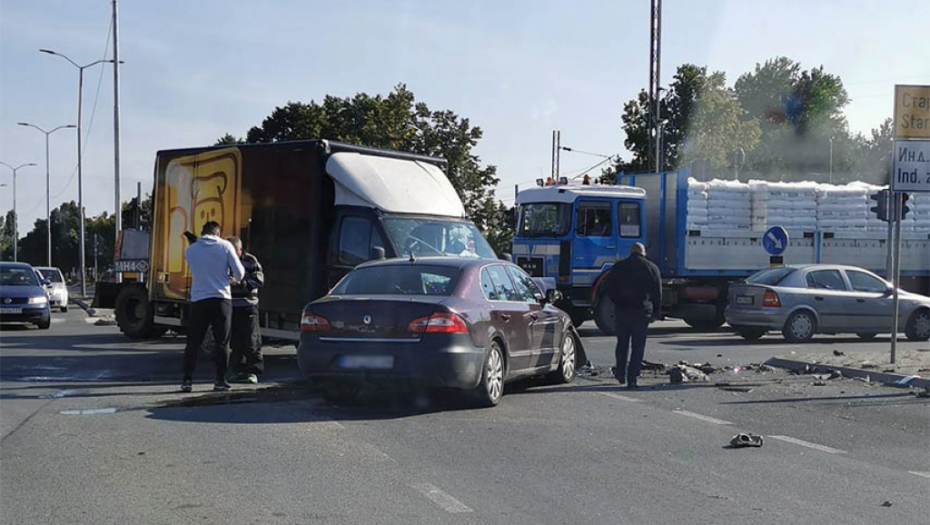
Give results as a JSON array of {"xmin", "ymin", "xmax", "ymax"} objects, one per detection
[{"xmin": 513, "ymin": 170, "xmax": 930, "ymax": 334}]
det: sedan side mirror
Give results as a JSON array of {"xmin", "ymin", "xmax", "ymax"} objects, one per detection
[{"xmin": 42, "ymin": 279, "xmax": 52, "ymax": 287}]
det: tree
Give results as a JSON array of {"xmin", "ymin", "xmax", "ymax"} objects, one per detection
[
  {"xmin": 0, "ymin": 210, "xmax": 14, "ymax": 260},
  {"xmin": 679, "ymin": 72, "xmax": 761, "ymax": 169},
  {"xmin": 215, "ymin": 133, "xmax": 244, "ymax": 145},
  {"xmin": 234, "ymin": 84, "xmax": 511, "ymax": 253}
]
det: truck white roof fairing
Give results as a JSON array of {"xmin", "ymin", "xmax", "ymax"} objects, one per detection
[
  {"xmin": 326, "ymin": 153, "xmax": 466, "ymax": 218},
  {"xmin": 516, "ymin": 184, "xmax": 646, "ymax": 205}
]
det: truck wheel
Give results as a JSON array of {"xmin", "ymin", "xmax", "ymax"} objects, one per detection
[
  {"xmin": 115, "ymin": 285, "xmax": 162, "ymax": 339},
  {"xmin": 593, "ymin": 296, "xmax": 617, "ymax": 336},
  {"xmin": 905, "ymin": 309, "xmax": 930, "ymax": 341}
]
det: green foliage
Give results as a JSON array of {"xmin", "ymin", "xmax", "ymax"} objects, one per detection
[
  {"xmin": 236, "ymin": 84, "xmax": 509, "ymax": 252},
  {"xmin": 680, "ymin": 72, "xmax": 761, "ymax": 169},
  {"xmin": 215, "ymin": 133, "xmax": 244, "ymax": 145}
]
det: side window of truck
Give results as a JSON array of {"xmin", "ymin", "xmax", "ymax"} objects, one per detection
[
  {"xmin": 337, "ymin": 217, "xmax": 385, "ymax": 266},
  {"xmin": 576, "ymin": 201, "xmax": 612, "ymax": 237},
  {"xmin": 618, "ymin": 202, "xmax": 641, "ymax": 238}
]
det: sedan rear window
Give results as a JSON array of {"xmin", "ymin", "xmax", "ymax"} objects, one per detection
[
  {"xmin": 332, "ymin": 265, "xmax": 461, "ymax": 296},
  {"xmin": 746, "ymin": 267, "xmax": 796, "ymax": 286}
]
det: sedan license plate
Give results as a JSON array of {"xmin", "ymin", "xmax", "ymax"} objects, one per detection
[
  {"xmin": 339, "ymin": 355, "xmax": 394, "ymax": 369},
  {"xmin": 0, "ymin": 307, "xmax": 23, "ymax": 314},
  {"xmin": 735, "ymin": 295, "xmax": 754, "ymax": 306}
]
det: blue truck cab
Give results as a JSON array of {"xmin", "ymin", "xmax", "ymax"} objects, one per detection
[{"xmin": 513, "ymin": 183, "xmax": 647, "ymax": 325}]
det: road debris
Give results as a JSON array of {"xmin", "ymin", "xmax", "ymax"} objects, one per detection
[
  {"xmin": 832, "ymin": 350, "xmax": 845, "ymax": 357},
  {"xmin": 668, "ymin": 364, "xmax": 709, "ymax": 384},
  {"xmin": 880, "ymin": 501, "xmax": 893, "ymax": 508},
  {"xmin": 730, "ymin": 433, "xmax": 764, "ymax": 448},
  {"xmin": 812, "ymin": 380, "xmax": 827, "ymax": 386}
]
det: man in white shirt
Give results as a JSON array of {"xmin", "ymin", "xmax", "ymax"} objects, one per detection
[{"xmin": 181, "ymin": 221, "xmax": 245, "ymax": 392}]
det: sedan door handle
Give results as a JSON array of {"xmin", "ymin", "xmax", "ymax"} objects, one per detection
[{"xmin": 814, "ymin": 297, "xmax": 824, "ymax": 301}]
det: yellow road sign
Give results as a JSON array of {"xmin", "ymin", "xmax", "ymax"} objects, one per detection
[{"xmin": 894, "ymin": 85, "xmax": 930, "ymax": 139}]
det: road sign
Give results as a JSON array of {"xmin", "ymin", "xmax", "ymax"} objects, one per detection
[
  {"xmin": 762, "ymin": 226, "xmax": 788, "ymax": 256},
  {"xmin": 893, "ymin": 85, "xmax": 930, "ymax": 139},
  {"xmin": 891, "ymin": 140, "xmax": 930, "ymax": 193}
]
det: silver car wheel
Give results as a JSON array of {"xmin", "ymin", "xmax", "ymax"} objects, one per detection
[
  {"xmin": 915, "ymin": 311, "xmax": 930, "ymax": 339},
  {"xmin": 560, "ymin": 335, "xmax": 576, "ymax": 381},
  {"xmin": 790, "ymin": 313, "xmax": 813, "ymax": 340},
  {"xmin": 486, "ymin": 345, "xmax": 504, "ymax": 403}
]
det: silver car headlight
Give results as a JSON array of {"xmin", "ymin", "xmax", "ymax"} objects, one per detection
[{"xmin": 29, "ymin": 295, "xmax": 48, "ymax": 305}]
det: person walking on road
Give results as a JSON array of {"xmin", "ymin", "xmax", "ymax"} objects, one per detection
[
  {"xmin": 181, "ymin": 221, "xmax": 245, "ymax": 393},
  {"xmin": 226, "ymin": 237, "xmax": 264, "ymax": 384},
  {"xmin": 606, "ymin": 242, "xmax": 662, "ymax": 389}
]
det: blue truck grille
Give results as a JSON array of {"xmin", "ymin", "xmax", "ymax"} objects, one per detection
[{"xmin": 516, "ymin": 256, "xmax": 545, "ymax": 277}]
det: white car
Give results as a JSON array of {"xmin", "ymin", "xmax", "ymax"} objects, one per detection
[{"xmin": 35, "ymin": 267, "xmax": 69, "ymax": 313}]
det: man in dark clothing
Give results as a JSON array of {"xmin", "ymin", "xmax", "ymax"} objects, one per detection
[
  {"xmin": 605, "ymin": 242, "xmax": 662, "ymax": 388},
  {"xmin": 226, "ymin": 237, "xmax": 265, "ymax": 384}
]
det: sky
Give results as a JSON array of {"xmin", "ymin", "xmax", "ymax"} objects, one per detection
[{"xmin": 1, "ymin": 0, "xmax": 928, "ymax": 230}]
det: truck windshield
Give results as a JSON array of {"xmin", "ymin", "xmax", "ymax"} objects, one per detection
[
  {"xmin": 518, "ymin": 203, "xmax": 571, "ymax": 237},
  {"xmin": 383, "ymin": 217, "xmax": 496, "ymax": 259}
]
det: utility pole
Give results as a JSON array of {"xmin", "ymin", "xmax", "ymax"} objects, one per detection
[
  {"xmin": 18, "ymin": 123, "xmax": 76, "ymax": 267},
  {"xmin": 112, "ymin": 0, "xmax": 123, "ymax": 284},
  {"xmin": 0, "ymin": 162, "xmax": 37, "ymax": 262},
  {"xmin": 890, "ymin": 192, "xmax": 903, "ymax": 365},
  {"xmin": 40, "ymin": 49, "xmax": 116, "ymax": 298},
  {"xmin": 550, "ymin": 130, "xmax": 561, "ymax": 181},
  {"xmin": 649, "ymin": 0, "xmax": 662, "ymax": 172}
]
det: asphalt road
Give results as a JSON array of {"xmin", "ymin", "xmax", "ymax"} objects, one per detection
[{"xmin": 1, "ymin": 309, "xmax": 928, "ymax": 525}]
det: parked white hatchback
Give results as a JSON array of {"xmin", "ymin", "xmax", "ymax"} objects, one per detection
[{"xmin": 35, "ymin": 267, "xmax": 69, "ymax": 313}]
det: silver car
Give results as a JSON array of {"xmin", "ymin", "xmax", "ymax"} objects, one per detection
[
  {"xmin": 725, "ymin": 265, "xmax": 930, "ymax": 343},
  {"xmin": 35, "ymin": 267, "xmax": 69, "ymax": 313}
]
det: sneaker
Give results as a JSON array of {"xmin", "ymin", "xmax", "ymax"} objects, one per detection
[
  {"xmin": 213, "ymin": 381, "xmax": 231, "ymax": 392},
  {"xmin": 180, "ymin": 379, "xmax": 192, "ymax": 393},
  {"xmin": 244, "ymin": 374, "xmax": 258, "ymax": 384}
]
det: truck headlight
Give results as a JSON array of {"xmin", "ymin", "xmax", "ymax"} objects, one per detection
[{"xmin": 29, "ymin": 296, "xmax": 48, "ymax": 305}]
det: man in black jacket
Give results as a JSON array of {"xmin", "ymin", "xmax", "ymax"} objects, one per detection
[
  {"xmin": 226, "ymin": 237, "xmax": 265, "ymax": 384},
  {"xmin": 605, "ymin": 242, "xmax": 662, "ymax": 388}
]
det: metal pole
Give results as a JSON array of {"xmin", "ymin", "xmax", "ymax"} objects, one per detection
[
  {"xmin": 112, "ymin": 0, "xmax": 123, "ymax": 284},
  {"xmin": 891, "ymin": 192, "xmax": 903, "ymax": 365},
  {"xmin": 77, "ymin": 67, "xmax": 86, "ymax": 298},
  {"xmin": 556, "ymin": 131, "xmax": 561, "ymax": 180},
  {"xmin": 12, "ymin": 169, "xmax": 17, "ymax": 261},
  {"xmin": 654, "ymin": 0, "xmax": 662, "ymax": 173},
  {"xmin": 45, "ymin": 133, "xmax": 51, "ymax": 266},
  {"xmin": 829, "ymin": 137, "xmax": 834, "ymax": 184},
  {"xmin": 885, "ymin": 190, "xmax": 894, "ymax": 278}
]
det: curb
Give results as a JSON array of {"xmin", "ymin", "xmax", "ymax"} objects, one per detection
[{"xmin": 764, "ymin": 357, "xmax": 930, "ymax": 390}]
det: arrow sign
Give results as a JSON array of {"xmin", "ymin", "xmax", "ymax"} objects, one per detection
[{"xmin": 762, "ymin": 226, "xmax": 789, "ymax": 256}]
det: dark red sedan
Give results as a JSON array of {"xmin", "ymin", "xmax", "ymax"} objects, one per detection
[{"xmin": 298, "ymin": 257, "xmax": 585, "ymax": 407}]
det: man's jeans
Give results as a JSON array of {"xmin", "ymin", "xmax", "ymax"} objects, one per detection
[
  {"xmin": 183, "ymin": 298, "xmax": 232, "ymax": 382},
  {"xmin": 615, "ymin": 313, "xmax": 650, "ymax": 384}
]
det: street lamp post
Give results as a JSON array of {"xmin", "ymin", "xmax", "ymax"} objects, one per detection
[
  {"xmin": 40, "ymin": 49, "xmax": 116, "ymax": 298},
  {"xmin": 17, "ymin": 122, "xmax": 76, "ymax": 267},
  {"xmin": 0, "ymin": 162, "xmax": 37, "ymax": 261}
]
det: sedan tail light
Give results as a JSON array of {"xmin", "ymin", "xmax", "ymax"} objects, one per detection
[
  {"xmin": 763, "ymin": 290, "xmax": 781, "ymax": 308},
  {"xmin": 408, "ymin": 312, "xmax": 469, "ymax": 334},
  {"xmin": 300, "ymin": 312, "xmax": 330, "ymax": 332}
]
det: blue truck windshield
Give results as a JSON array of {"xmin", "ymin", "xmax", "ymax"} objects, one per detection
[{"xmin": 518, "ymin": 203, "xmax": 572, "ymax": 238}]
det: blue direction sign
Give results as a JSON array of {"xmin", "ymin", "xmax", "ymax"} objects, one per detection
[{"xmin": 762, "ymin": 226, "xmax": 789, "ymax": 256}]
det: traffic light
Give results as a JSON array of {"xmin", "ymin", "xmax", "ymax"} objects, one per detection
[
  {"xmin": 900, "ymin": 192, "xmax": 910, "ymax": 220},
  {"xmin": 870, "ymin": 189, "xmax": 889, "ymax": 222}
]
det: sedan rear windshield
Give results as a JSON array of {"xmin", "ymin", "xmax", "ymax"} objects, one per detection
[
  {"xmin": 332, "ymin": 265, "xmax": 461, "ymax": 296},
  {"xmin": 746, "ymin": 267, "xmax": 796, "ymax": 286}
]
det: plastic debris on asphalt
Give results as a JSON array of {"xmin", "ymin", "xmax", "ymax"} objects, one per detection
[
  {"xmin": 669, "ymin": 364, "xmax": 709, "ymax": 384},
  {"xmin": 730, "ymin": 433, "xmax": 764, "ymax": 448}
]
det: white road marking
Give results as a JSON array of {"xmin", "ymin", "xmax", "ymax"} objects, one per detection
[
  {"xmin": 60, "ymin": 408, "xmax": 118, "ymax": 415},
  {"xmin": 52, "ymin": 318, "xmax": 65, "ymax": 324},
  {"xmin": 596, "ymin": 391, "xmax": 641, "ymax": 403},
  {"xmin": 769, "ymin": 435, "xmax": 846, "ymax": 454},
  {"xmin": 673, "ymin": 410, "xmax": 732, "ymax": 425},
  {"xmin": 411, "ymin": 483, "xmax": 473, "ymax": 513},
  {"xmin": 908, "ymin": 471, "xmax": 930, "ymax": 479}
]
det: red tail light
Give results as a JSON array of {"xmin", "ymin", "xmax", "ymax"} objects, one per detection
[
  {"xmin": 763, "ymin": 290, "xmax": 781, "ymax": 308},
  {"xmin": 300, "ymin": 312, "xmax": 330, "ymax": 332},
  {"xmin": 408, "ymin": 312, "xmax": 469, "ymax": 334}
]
